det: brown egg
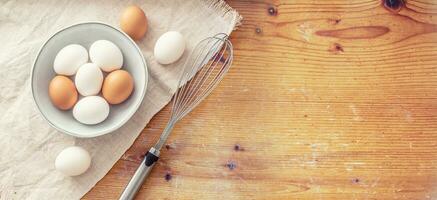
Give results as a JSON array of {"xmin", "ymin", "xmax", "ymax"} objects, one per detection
[
  {"xmin": 49, "ymin": 76, "xmax": 78, "ymax": 110},
  {"xmin": 120, "ymin": 5, "xmax": 148, "ymax": 40},
  {"xmin": 102, "ymin": 70, "xmax": 134, "ymax": 104}
]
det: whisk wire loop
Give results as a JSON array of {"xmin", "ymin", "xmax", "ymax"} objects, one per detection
[{"xmin": 154, "ymin": 33, "xmax": 233, "ymax": 150}]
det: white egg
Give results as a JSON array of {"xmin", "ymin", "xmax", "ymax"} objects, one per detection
[
  {"xmin": 89, "ymin": 40, "xmax": 123, "ymax": 72},
  {"xmin": 55, "ymin": 146, "xmax": 91, "ymax": 176},
  {"xmin": 75, "ymin": 63, "xmax": 103, "ymax": 96},
  {"xmin": 73, "ymin": 96, "xmax": 109, "ymax": 125},
  {"xmin": 54, "ymin": 44, "xmax": 88, "ymax": 76},
  {"xmin": 154, "ymin": 31, "xmax": 185, "ymax": 65}
]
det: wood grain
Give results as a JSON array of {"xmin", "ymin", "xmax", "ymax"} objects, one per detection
[{"xmin": 84, "ymin": 0, "xmax": 437, "ymax": 199}]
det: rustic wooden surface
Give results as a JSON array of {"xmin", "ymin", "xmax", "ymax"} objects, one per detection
[{"xmin": 84, "ymin": 0, "xmax": 437, "ymax": 199}]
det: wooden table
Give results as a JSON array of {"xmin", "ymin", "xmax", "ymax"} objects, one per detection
[{"xmin": 85, "ymin": 0, "xmax": 437, "ymax": 199}]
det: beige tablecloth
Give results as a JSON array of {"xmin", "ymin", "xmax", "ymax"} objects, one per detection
[{"xmin": 0, "ymin": 0, "xmax": 241, "ymax": 199}]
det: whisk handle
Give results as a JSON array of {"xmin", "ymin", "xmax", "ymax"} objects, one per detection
[{"xmin": 119, "ymin": 147, "xmax": 160, "ymax": 200}]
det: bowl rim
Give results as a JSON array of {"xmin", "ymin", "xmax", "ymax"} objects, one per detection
[{"xmin": 30, "ymin": 21, "xmax": 148, "ymax": 138}]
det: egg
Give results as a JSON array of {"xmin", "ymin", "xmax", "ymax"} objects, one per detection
[
  {"xmin": 89, "ymin": 40, "xmax": 123, "ymax": 72},
  {"xmin": 73, "ymin": 96, "xmax": 110, "ymax": 125},
  {"xmin": 120, "ymin": 5, "xmax": 148, "ymax": 40},
  {"xmin": 102, "ymin": 70, "xmax": 134, "ymax": 104},
  {"xmin": 49, "ymin": 76, "xmax": 78, "ymax": 110},
  {"xmin": 53, "ymin": 44, "xmax": 88, "ymax": 76},
  {"xmin": 154, "ymin": 31, "xmax": 186, "ymax": 64},
  {"xmin": 55, "ymin": 146, "xmax": 91, "ymax": 176},
  {"xmin": 75, "ymin": 63, "xmax": 103, "ymax": 96}
]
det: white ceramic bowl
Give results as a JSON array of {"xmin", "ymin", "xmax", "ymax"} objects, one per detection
[{"xmin": 31, "ymin": 22, "xmax": 148, "ymax": 138}]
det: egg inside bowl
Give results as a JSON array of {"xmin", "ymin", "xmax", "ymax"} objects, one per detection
[{"xmin": 31, "ymin": 22, "xmax": 148, "ymax": 138}]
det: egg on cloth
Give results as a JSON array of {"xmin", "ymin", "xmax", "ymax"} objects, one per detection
[
  {"xmin": 120, "ymin": 5, "xmax": 148, "ymax": 40},
  {"xmin": 75, "ymin": 63, "xmax": 103, "ymax": 96},
  {"xmin": 55, "ymin": 146, "xmax": 91, "ymax": 176},
  {"xmin": 73, "ymin": 96, "xmax": 110, "ymax": 125},
  {"xmin": 53, "ymin": 44, "xmax": 88, "ymax": 76},
  {"xmin": 154, "ymin": 31, "xmax": 186, "ymax": 64},
  {"xmin": 89, "ymin": 40, "xmax": 123, "ymax": 72},
  {"xmin": 49, "ymin": 76, "xmax": 78, "ymax": 110},
  {"xmin": 102, "ymin": 70, "xmax": 134, "ymax": 104}
]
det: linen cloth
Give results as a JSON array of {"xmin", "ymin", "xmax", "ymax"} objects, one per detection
[{"xmin": 0, "ymin": 0, "xmax": 241, "ymax": 199}]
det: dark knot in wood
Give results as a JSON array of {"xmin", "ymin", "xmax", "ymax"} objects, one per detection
[{"xmin": 383, "ymin": 0, "xmax": 405, "ymax": 12}]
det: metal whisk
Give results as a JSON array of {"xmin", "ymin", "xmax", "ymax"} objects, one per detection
[{"xmin": 119, "ymin": 33, "xmax": 233, "ymax": 200}]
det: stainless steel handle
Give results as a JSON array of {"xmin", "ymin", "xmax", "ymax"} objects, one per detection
[{"xmin": 119, "ymin": 147, "xmax": 160, "ymax": 200}]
